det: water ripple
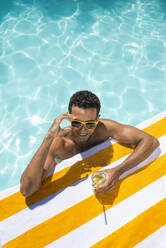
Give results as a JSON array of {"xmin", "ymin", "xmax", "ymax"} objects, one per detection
[{"xmin": 0, "ymin": 0, "xmax": 166, "ymax": 190}]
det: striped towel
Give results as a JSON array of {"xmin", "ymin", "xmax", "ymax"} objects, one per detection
[{"xmin": 0, "ymin": 111, "xmax": 166, "ymax": 248}]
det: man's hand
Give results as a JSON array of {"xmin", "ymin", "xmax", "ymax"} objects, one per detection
[
  {"xmin": 93, "ymin": 168, "xmax": 120, "ymax": 194},
  {"xmin": 47, "ymin": 112, "xmax": 76, "ymax": 138}
]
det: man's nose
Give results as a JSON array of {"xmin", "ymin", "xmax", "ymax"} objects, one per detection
[{"xmin": 80, "ymin": 124, "xmax": 86, "ymax": 131}]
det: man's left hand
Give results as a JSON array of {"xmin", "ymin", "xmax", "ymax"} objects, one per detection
[{"xmin": 93, "ymin": 168, "xmax": 120, "ymax": 194}]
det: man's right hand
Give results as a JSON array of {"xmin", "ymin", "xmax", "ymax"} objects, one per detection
[{"xmin": 47, "ymin": 112, "xmax": 76, "ymax": 138}]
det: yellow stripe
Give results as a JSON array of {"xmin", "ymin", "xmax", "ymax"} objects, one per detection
[
  {"xmin": 91, "ymin": 198, "xmax": 166, "ymax": 248},
  {"xmin": 0, "ymin": 117, "xmax": 166, "ymax": 221},
  {"xmin": 5, "ymin": 153, "xmax": 166, "ymax": 248}
]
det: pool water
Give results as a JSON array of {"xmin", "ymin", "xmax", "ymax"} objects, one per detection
[{"xmin": 0, "ymin": 0, "xmax": 166, "ymax": 191}]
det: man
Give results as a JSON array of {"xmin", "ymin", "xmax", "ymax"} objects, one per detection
[{"xmin": 20, "ymin": 90, "xmax": 159, "ymax": 197}]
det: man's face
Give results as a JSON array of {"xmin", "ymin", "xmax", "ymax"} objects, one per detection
[{"xmin": 71, "ymin": 105, "xmax": 100, "ymax": 141}]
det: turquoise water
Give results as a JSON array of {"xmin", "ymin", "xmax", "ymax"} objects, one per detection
[{"xmin": 0, "ymin": 0, "xmax": 166, "ymax": 191}]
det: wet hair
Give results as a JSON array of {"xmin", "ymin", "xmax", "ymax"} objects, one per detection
[{"xmin": 68, "ymin": 90, "xmax": 101, "ymax": 116}]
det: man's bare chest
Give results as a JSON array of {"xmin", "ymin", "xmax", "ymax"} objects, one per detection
[
  {"xmin": 57, "ymin": 135, "xmax": 108, "ymax": 160},
  {"xmin": 56, "ymin": 123, "xmax": 110, "ymax": 160}
]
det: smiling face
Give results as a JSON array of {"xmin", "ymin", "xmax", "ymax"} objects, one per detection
[{"xmin": 70, "ymin": 105, "xmax": 100, "ymax": 142}]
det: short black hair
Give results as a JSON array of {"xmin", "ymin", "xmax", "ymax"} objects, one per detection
[{"xmin": 68, "ymin": 90, "xmax": 101, "ymax": 116}]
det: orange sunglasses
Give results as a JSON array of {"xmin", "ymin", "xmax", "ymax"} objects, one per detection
[{"xmin": 70, "ymin": 120, "xmax": 99, "ymax": 129}]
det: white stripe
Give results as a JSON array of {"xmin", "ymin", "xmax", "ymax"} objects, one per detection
[
  {"xmin": 0, "ymin": 135, "xmax": 165, "ymax": 245},
  {"xmin": 45, "ymin": 176, "xmax": 166, "ymax": 248},
  {"xmin": 0, "ymin": 185, "xmax": 20, "ymax": 200},
  {"xmin": 0, "ymin": 110, "xmax": 165, "ymax": 199},
  {"xmin": 135, "ymin": 110, "xmax": 166, "ymax": 129},
  {"xmin": 134, "ymin": 225, "xmax": 166, "ymax": 248}
]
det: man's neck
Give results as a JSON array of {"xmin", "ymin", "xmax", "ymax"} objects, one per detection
[{"xmin": 71, "ymin": 132, "xmax": 92, "ymax": 150}]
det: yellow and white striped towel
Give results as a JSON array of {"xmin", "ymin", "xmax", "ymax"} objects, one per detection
[{"xmin": 0, "ymin": 111, "xmax": 166, "ymax": 248}]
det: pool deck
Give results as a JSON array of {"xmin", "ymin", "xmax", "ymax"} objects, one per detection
[{"xmin": 0, "ymin": 110, "xmax": 166, "ymax": 248}]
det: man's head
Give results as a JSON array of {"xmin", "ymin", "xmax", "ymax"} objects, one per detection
[{"xmin": 68, "ymin": 90, "xmax": 101, "ymax": 141}]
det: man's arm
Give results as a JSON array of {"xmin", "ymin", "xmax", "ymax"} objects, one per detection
[
  {"xmin": 107, "ymin": 120, "xmax": 160, "ymax": 176},
  {"xmin": 94, "ymin": 119, "xmax": 159, "ymax": 193},
  {"xmin": 20, "ymin": 135, "xmax": 60, "ymax": 197},
  {"xmin": 20, "ymin": 112, "xmax": 75, "ymax": 197},
  {"xmin": 42, "ymin": 140, "xmax": 60, "ymax": 180}
]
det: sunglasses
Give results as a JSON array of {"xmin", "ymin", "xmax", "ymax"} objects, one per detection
[{"xmin": 70, "ymin": 120, "xmax": 98, "ymax": 129}]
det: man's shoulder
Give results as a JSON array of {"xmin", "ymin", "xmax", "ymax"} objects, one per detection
[
  {"xmin": 99, "ymin": 118, "xmax": 122, "ymax": 128},
  {"xmin": 59, "ymin": 126, "xmax": 72, "ymax": 138},
  {"xmin": 51, "ymin": 127, "xmax": 72, "ymax": 148},
  {"xmin": 98, "ymin": 118, "xmax": 124, "ymax": 137}
]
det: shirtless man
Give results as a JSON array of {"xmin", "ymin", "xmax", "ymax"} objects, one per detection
[{"xmin": 20, "ymin": 90, "xmax": 159, "ymax": 197}]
